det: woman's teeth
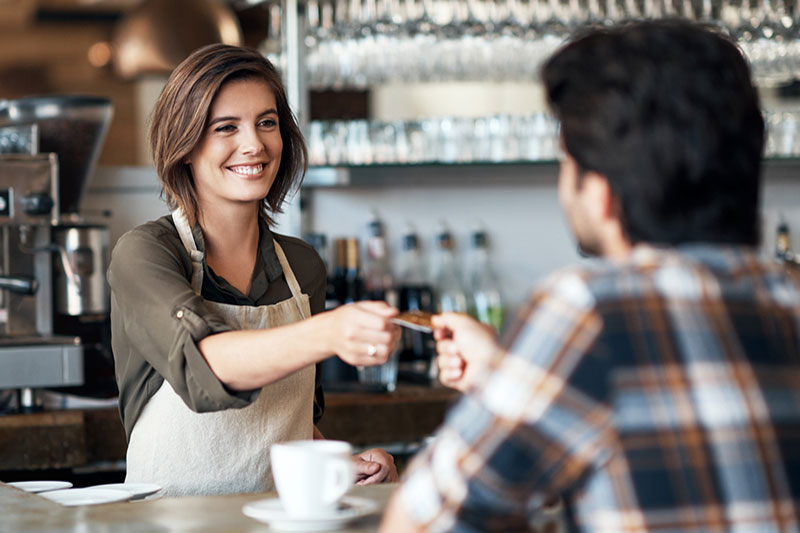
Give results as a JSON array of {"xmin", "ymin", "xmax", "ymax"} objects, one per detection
[{"xmin": 230, "ymin": 164, "xmax": 263, "ymax": 175}]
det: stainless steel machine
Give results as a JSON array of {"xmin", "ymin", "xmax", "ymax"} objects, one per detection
[
  {"xmin": 0, "ymin": 95, "xmax": 115, "ymax": 411},
  {"xmin": 0, "ymin": 154, "xmax": 83, "ymax": 410}
]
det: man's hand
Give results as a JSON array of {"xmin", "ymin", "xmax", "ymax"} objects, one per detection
[
  {"xmin": 353, "ymin": 448, "xmax": 398, "ymax": 485},
  {"xmin": 433, "ymin": 312, "xmax": 499, "ymax": 392}
]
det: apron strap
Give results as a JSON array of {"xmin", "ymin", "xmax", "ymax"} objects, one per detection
[
  {"xmin": 171, "ymin": 209, "xmax": 205, "ymax": 294},
  {"xmin": 273, "ymin": 240, "xmax": 309, "ymax": 320},
  {"xmin": 171, "ymin": 209, "xmax": 309, "ymax": 318}
]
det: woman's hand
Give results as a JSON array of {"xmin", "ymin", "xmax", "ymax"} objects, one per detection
[
  {"xmin": 353, "ymin": 448, "xmax": 398, "ymax": 485},
  {"xmin": 324, "ymin": 301, "xmax": 401, "ymax": 367},
  {"xmin": 433, "ymin": 312, "xmax": 499, "ymax": 392}
]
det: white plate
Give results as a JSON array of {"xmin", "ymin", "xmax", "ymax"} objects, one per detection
[
  {"xmin": 88, "ymin": 483, "xmax": 162, "ymax": 500},
  {"xmin": 40, "ymin": 487, "xmax": 132, "ymax": 507},
  {"xmin": 242, "ymin": 496, "xmax": 379, "ymax": 531},
  {"xmin": 7, "ymin": 481, "xmax": 73, "ymax": 493}
]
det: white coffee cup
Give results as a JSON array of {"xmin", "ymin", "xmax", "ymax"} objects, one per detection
[{"xmin": 270, "ymin": 440, "xmax": 355, "ymax": 518}]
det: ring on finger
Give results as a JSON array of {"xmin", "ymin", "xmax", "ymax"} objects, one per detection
[{"xmin": 367, "ymin": 344, "xmax": 378, "ymax": 357}]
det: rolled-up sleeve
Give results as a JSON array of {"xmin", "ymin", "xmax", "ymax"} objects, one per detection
[{"xmin": 109, "ymin": 225, "xmax": 259, "ymax": 433}]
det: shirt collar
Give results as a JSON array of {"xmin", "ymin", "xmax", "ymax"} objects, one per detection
[
  {"xmin": 629, "ymin": 242, "xmax": 760, "ymax": 269},
  {"xmin": 191, "ymin": 214, "xmax": 283, "ymax": 300}
]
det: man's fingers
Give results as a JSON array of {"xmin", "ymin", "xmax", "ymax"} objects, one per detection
[{"xmin": 432, "ymin": 312, "xmax": 478, "ymax": 331}]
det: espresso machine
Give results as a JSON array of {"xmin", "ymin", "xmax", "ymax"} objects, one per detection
[
  {"xmin": 0, "ymin": 153, "xmax": 83, "ymax": 410},
  {"xmin": 0, "ymin": 95, "xmax": 115, "ymax": 410}
]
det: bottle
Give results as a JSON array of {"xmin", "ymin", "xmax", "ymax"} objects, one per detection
[
  {"xmin": 333, "ymin": 237, "xmax": 362, "ymax": 305},
  {"xmin": 323, "ymin": 237, "xmax": 362, "ymax": 387},
  {"xmin": 468, "ymin": 228, "xmax": 505, "ymax": 332},
  {"xmin": 396, "ymin": 225, "xmax": 435, "ymax": 382},
  {"xmin": 777, "ymin": 217, "xmax": 791, "ymax": 260},
  {"xmin": 304, "ymin": 232, "xmax": 339, "ymax": 310},
  {"xmin": 397, "ymin": 225, "xmax": 434, "ymax": 313},
  {"xmin": 359, "ymin": 216, "xmax": 400, "ymax": 392},
  {"xmin": 432, "ymin": 225, "xmax": 468, "ymax": 314},
  {"xmin": 363, "ymin": 212, "xmax": 398, "ymax": 307}
]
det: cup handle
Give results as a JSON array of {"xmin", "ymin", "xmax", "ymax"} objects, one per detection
[{"xmin": 324, "ymin": 457, "xmax": 353, "ymax": 506}]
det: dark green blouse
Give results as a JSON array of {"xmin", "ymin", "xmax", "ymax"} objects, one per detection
[{"xmin": 108, "ymin": 214, "xmax": 326, "ymax": 440}]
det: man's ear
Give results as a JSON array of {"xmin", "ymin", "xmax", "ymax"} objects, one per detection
[{"xmin": 581, "ymin": 171, "xmax": 616, "ymax": 221}]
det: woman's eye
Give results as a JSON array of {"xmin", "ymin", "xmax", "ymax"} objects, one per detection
[
  {"xmin": 215, "ymin": 124, "xmax": 236, "ymax": 133},
  {"xmin": 259, "ymin": 118, "xmax": 278, "ymax": 128}
]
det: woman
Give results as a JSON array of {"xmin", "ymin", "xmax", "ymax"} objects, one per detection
[{"xmin": 108, "ymin": 44, "xmax": 400, "ymax": 497}]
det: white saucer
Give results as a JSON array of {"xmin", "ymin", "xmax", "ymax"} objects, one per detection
[
  {"xmin": 7, "ymin": 481, "xmax": 73, "ymax": 493},
  {"xmin": 88, "ymin": 483, "xmax": 162, "ymax": 500},
  {"xmin": 40, "ymin": 487, "xmax": 132, "ymax": 506},
  {"xmin": 242, "ymin": 496, "xmax": 379, "ymax": 531}
]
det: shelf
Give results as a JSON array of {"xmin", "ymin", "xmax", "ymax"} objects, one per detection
[
  {"xmin": 303, "ymin": 158, "xmax": 800, "ymax": 187},
  {"xmin": 304, "ymin": 161, "xmax": 561, "ymax": 187}
]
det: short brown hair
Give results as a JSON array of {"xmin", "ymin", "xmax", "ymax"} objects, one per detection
[{"xmin": 149, "ymin": 43, "xmax": 307, "ymax": 225}]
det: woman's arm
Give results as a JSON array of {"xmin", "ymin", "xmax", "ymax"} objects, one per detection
[
  {"xmin": 109, "ymin": 224, "xmax": 247, "ymax": 415},
  {"xmin": 198, "ymin": 300, "xmax": 400, "ymax": 390}
]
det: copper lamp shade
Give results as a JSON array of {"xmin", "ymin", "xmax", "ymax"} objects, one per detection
[{"xmin": 111, "ymin": 0, "xmax": 243, "ymax": 79}]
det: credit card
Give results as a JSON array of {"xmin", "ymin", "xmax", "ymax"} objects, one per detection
[{"xmin": 391, "ymin": 310, "xmax": 434, "ymax": 333}]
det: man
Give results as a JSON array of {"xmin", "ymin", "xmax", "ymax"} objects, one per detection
[{"xmin": 381, "ymin": 20, "xmax": 800, "ymax": 532}]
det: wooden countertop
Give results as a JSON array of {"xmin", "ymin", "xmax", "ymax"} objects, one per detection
[
  {"xmin": 0, "ymin": 385, "xmax": 460, "ymax": 472},
  {"xmin": 0, "ymin": 480, "xmax": 397, "ymax": 532}
]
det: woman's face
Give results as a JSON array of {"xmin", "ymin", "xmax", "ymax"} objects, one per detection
[{"xmin": 185, "ymin": 77, "xmax": 283, "ymax": 212}]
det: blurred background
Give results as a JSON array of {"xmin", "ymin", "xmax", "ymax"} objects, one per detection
[{"xmin": 1, "ymin": 0, "xmax": 800, "ymax": 486}]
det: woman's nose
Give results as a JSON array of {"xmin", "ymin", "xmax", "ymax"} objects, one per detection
[{"xmin": 240, "ymin": 126, "xmax": 266, "ymax": 155}]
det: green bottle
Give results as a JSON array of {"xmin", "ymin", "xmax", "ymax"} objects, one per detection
[{"xmin": 468, "ymin": 228, "xmax": 505, "ymax": 332}]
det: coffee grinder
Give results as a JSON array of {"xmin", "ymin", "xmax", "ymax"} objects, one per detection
[{"xmin": 0, "ymin": 95, "xmax": 116, "ymax": 404}]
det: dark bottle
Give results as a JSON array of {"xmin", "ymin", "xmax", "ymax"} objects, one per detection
[
  {"xmin": 303, "ymin": 232, "xmax": 339, "ymax": 311},
  {"xmin": 398, "ymin": 228, "xmax": 434, "ymax": 315},
  {"xmin": 777, "ymin": 218, "xmax": 791, "ymax": 260},
  {"xmin": 333, "ymin": 237, "xmax": 362, "ymax": 305},
  {"xmin": 322, "ymin": 237, "xmax": 362, "ymax": 387},
  {"xmin": 396, "ymin": 226, "xmax": 435, "ymax": 382},
  {"xmin": 776, "ymin": 218, "xmax": 800, "ymax": 269}
]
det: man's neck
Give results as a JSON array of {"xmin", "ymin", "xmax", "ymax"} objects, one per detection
[
  {"xmin": 596, "ymin": 218, "xmax": 633, "ymax": 261},
  {"xmin": 603, "ymin": 239, "xmax": 633, "ymax": 260}
]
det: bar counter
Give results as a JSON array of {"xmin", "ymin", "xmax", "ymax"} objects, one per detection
[
  {"xmin": 0, "ymin": 480, "xmax": 397, "ymax": 532},
  {"xmin": 0, "ymin": 385, "xmax": 460, "ymax": 472}
]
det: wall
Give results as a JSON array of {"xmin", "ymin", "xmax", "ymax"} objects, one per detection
[
  {"xmin": 84, "ymin": 162, "xmax": 800, "ymax": 319},
  {"xmin": 0, "ymin": 17, "xmax": 140, "ymax": 166}
]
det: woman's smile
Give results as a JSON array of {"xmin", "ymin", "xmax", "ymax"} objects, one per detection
[{"xmin": 227, "ymin": 163, "xmax": 265, "ymax": 177}]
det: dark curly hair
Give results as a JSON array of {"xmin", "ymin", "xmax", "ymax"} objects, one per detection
[{"xmin": 543, "ymin": 20, "xmax": 764, "ymax": 246}]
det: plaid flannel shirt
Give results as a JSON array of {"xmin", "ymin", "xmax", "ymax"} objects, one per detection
[{"xmin": 399, "ymin": 244, "xmax": 800, "ymax": 532}]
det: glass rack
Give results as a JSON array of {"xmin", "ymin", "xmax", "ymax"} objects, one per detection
[
  {"xmin": 304, "ymin": 109, "xmax": 800, "ymax": 167},
  {"xmin": 267, "ymin": 0, "xmax": 800, "ymax": 90}
]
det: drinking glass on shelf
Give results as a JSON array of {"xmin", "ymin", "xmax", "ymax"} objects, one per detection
[
  {"xmin": 308, "ymin": 122, "xmax": 328, "ymax": 166},
  {"xmin": 307, "ymin": 113, "xmax": 563, "ymax": 166}
]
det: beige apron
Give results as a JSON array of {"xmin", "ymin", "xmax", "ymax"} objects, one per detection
[{"xmin": 125, "ymin": 210, "xmax": 315, "ymax": 497}]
